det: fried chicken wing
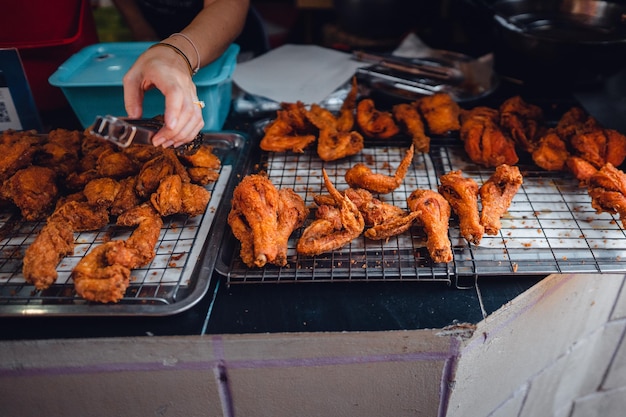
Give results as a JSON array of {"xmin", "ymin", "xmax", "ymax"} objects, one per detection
[
  {"xmin": 305, "ymin": 104, "xmax": 364, "ymax": 161},
  {"xmin": 587, "ymin": 163, "xmax": 626, "ymax": 227},
  {"xmin": 1, "ymin": 165, "xmax": 58, "ymax": 221},
  {"xmin": 393, "ymin": 103, "xmax": 430, "ymax": 153},
  {"xmin": 415, "ymin": 93, "xmax": 461, "ymax": 135},
  {"xmin": 438, "ymin": 170, "xmax": 484, "ymax": 245},
  {"xmin": 228, "ymin": 174, "xmax": 308, "ymax": 267},
  {"xmin": 297, "ymin": 169, "xmax": 364, "ymax": 255},
  {"xmin": 135, "ymin": 148, "xmax": 189, "ymax": 198},
  {"xmin": 356, "ymin": 98, "xmax": 400, "ymax": 139},
  {"xmin": 150, "ymin": 175, "xmax": 211, "ymax": 217},
  {"xmin": 499, "ymin": 95, "xmax": 545, "ymax": 153},
  {"xmin": 336, "ymin": 76, "xmax": 358, "ymax": 132},
  {"xmin": 344, "ymin": 145, "xmax": 414, "ymax": 194},
  {"xmin": 260, "ymin": 101, "xmax": 317, "ymax": 153},
  {"xmin": 479, "ymin": 164, "xmax": 523, "ymax": 235},
  {"xmin": 460, "ymin": 106, "xmax": 519, "ymax": 168},
  {"xmin": 407, "ymin": 189, "xmax": 453, "ymax": 263}
]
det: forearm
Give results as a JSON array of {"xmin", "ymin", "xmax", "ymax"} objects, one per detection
[{"xmin": 163, "ymin": 0, "xmax": 249, "ymax": 70}]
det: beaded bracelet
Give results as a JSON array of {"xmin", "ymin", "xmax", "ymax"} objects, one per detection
[
  {"xmin": 149, "ymin": 42, "xmax": 194, "ymax": 76},
  {"xmin": 171, "ymin": 32, "xmax": 200, "ymax": 75}
]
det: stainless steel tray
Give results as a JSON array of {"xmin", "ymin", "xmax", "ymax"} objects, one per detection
[
  {"xmin": 215, "ymin": 123, "xmax": 626, "ymax": 286},
  {"xmin": 0, "ymin": 131, "xmax": 247, "ymax": 317}
]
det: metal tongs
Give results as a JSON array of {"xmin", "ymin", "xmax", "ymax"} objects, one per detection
[{"xmin": 90, "ymin": 115, "xmax": 202, "ymax": 155}]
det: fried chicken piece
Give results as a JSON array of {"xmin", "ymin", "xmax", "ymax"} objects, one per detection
[
  {"xmin": 187, "ymin": 167, "xmax": 220, "ymax": 185},
  {"xmin": 438, "ymin": 170, "xmax": 484, "ymax": 245},
  {"xmin": 499, "ymin": 95, "xmax": 545, "ymax": 153},
  {"xmin": 228, "ymin": 174, "xmax": 308, "ymax": 267},
  {"xmin": 305, "ymin": 104, "xmax": 365, "ymax": 161},
  {"xmin": 179, "ymin": 144, "xmax": 221, "ymax": 170},
  {"xmin": 605, "ymin": 129, "xmax": 626, "ymax": 167},
  {"xmin": 393, "ymin": 102, "xmax": 430, "ymax": 153},
  {"xmin": 532, "ymin": 129, "xmax": 570, "ymax": 171},
  {"xmin": 460, "ymin": 106, "xmax": 519, "ymax": 167},
  {"xmin": 150, "ymin": 175, "xmax": 211, "ymax": 217},
  {"xmin": 297, "ymin": 169, "xmax": 364, "ymax": 256},
  {"xmin": 479, "ymin": 164, "xmax": 523, "ymax": 235},
  {"xmin": 260, "ymin": 101, "xmax": 317, "ymax": 153},
  {"xmin": 314, "ymin": 187, "xmax": 419, "ymax": 240},
  {"xmin": 35, "ymin": 129, "xmax": 82, "ymax": 178},
  {"xmin": 344, "ymin": 145, "xmax": 414, "ymax": 194},
  {"xmin": 356, "ymin": 98, "xmax": 400, "ymax": 139},
  {"xmin": 415, "ymin": 92, "xmax": 461, "ymax": 135},
  {"xmin": 22, "ymin": 219, "xmax": 75, "ymax": 290},
  {"xmin": 570, "ymin": 129, "xmax": 609, "ymax": 169},
  {"xmin": 72, "ymin": 241, "xmax": 132, "ymax": 303},
  {"xmin": 83, "ymin": 177, "xmax": 121, "ymax": 209},
  {"xmin": 587, "ymin": 163, "xmax": 626, "ymax": 227},
  {"xmin": 555, "ymin": 106, "xmax": 598, "ymax": 140},
  {"xmin": 107, "ymin": 203, "xmax": 164, "ymax": 269},
  {"xmin": 336, "ymin": 76, "xmax": 358, "ymax": 132},
  {"xmin": 566, "ymin": 156, "xmax": 599, "ymax": 184},
  {"xmin": 96, "ymin": 148, "xmax": 139, "ymax": 179},
  {"xmin": 407, "ymin": 189, "xmax": 453, "ymax": 263},
  {"xmin": 49, "ymin": 200, "xmax": 110, "ymax": 231},
  {"xmin": 135, "ymin": 148, "xmax": 190, "ymax": 198},
  {"xmin": 110, "ymin": 176, "xmax": 141, "ymax": 216},
  {"xmin": 0, "ymin": 130, "xmax": 41, "ymax": 181},
  {"xmin": 1, "ymin": 165, "xmax": 58, "ymax": 221}
]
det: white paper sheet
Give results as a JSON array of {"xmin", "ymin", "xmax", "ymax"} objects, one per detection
[{"xmin": 232, "ymin": 44, "xmax": 368, "ymax": 104}]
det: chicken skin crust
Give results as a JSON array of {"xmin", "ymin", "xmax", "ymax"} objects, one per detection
[
  {"xmin": 479, "ymin": 164, "xmax": 523, "ymax": 235},
  {"xmin": 415, "ymin": 92, "xmax": 461, "ymax": 136},
  {"xmin": 228, "ymin": 174, "xmax": 308, "ymax": 268},
  {"xmin": 438, "ymin": 170, "xmax": 484, "ymax": 245},
  {"xmin": 407, "ymin": 189, "xmax": 453, "ymax": 263},
  {"xmin": 393, "ymin": 103, "xmax": 430, "ymax": 153}
]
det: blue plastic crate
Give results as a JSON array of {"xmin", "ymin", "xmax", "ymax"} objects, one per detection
[{"xmin": 49, "ymin": 42, "xmax": 239, "ymax": 131}]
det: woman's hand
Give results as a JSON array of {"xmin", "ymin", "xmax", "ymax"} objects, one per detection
[{"xmin": 122, "ymin": 44, "xmax": 205, "ymax": 148}]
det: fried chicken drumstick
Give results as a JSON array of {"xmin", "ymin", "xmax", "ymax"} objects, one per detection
[
  {"xmin": 438, "ymin": 170, "xmax": 484, "ymax": 245},
  {"xmin": 479, "ymin": 164, "xmax": 523, "ymax": 235},
  {"xmin": 407, "ymin": 189, "xmax": 453, "ymax": 263},
  {"xmin": 228, "ymin": 174, "xmax": 308, "ymax": 267}
]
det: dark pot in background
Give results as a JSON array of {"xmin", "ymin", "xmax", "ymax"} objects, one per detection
[
  {"xmin": 489, "ymin": 0, "xmax": 626, "ymax": 87},
  {"xmin": 333, "ymin": 0, "xmax": 421, "ymax": 38}
]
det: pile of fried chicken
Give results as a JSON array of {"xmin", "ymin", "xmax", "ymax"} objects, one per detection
[{"xmin": 0, "ymin": 126, "xmax": 219, "ymax": 303}]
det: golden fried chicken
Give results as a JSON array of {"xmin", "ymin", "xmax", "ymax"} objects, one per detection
[
  {"xmin": 135, "ymin": 148, "xmax": 190, "ymax": 198},
  {"xmin": 35, "ymin": 129, "xmax": 82, "ymax": 178},
  {"xmin": 566, "ymin": 156, "xmax": 598, "ymax": 184},
  {"xmin": 83, "ymin": 177, "xmax": 121, "ymax": 209},
  {"xmin": 297, "ymin": 169, "xmax": 364, "ymax": 256},
  {"xmin": 438, "ymin": 170, "xmax": 484, "ymax": 245},
  {"xmin": 107, "ymin": 203, "xmax": 164, "ymax": 269},
  {"xmin": 110, "ymin": 176, "xmax": 141, "ymax": 216},
  {"xmin": 393, "ymin": 102, "xmax": 430, "ymax": 153},
  {"xmin": 1, "ymin": 165, "xmax": 58, "ymax": 221},
  {"xmin": 407, "ymin": 189, "xmax": 453, "ymax": 263},
  {"xmin": 179, "ymin": 143, "xmax": 221, "ymax": 170},
  {"xmin": 356, "ymin": 98, "xmax": 400, "ymax": 139},
  {"xmin": 96, "ymin": 148, "xmax": 139, "ymax": 179},
  {"xmin": 532, "ymin": 129, "xmax": 570, "ymax": 171},
  {"xmin": 305, "ymin": 104, "xmax": 364, "ymax": 161},
  {"xmin": 344, "ymin": 145, "xmax": 414, "ymax": 194},
  {"xmin": 587, "ymin": 163, "xmax": 626, "ymax": 227},
  {"xmin": 181, "ymin": 182, "xmax": 212, "ymax": 216},
  {"xmin": 260, "ymin": 101, "xmax": 317, "ymax": 153},
  {"xmin": 499, "ymin": 95, "xmax": 545, "ymax": 153},
  {"xmin": 22, "ymin": 218, "xmax": 75, "ymax": 290},
  {"xmin": 314, "ymin": 187, "xmax": 419, "ymax": 241},
  {"xmin": 0, "ymin": 130, "xmax": 41, "ymax": 181},
  {"xmin": 460, "ymin": 106, "xmax": 519, "ymax": 168},
  {"xmin": 49, "ymin": 200, "xmax": 110, "ymax": 232},
  {"xmin": 415, "ymin": 93, "xmax": 461, "ymax": 136},
  {"xmin": 479, "ymin": 164, "xmax": 523, "ymax": 235},
  {"xmin": 72, "ymin": 241, "xmax": 132, "ymax": 304},
  {"xmin": 555, "ymin": 106, "xmax": 598, "ymax": 140},
  {"xmin": 228, "ymin": 174, "xmax": 308, "ymax": 267},
  {"xmin": 150, "ymin": 175, "xmax": 211, "ymax": 217}
]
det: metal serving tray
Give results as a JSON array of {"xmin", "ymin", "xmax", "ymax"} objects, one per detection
[
  {"xmin": 0, "ymin": 131, "xmax": 247, "ymax": 317},
  {"xmin": 215, "ymin": 122, "xmax": 626, "ymax": 286}
]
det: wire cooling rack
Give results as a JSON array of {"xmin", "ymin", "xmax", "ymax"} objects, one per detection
[
  {"xmin": 0, "ymin": 132, "xmax": 246, "ymax": 317},
  {"xmin": 216, "ymin": 131, "xmax": 626, "ymax": 285}
]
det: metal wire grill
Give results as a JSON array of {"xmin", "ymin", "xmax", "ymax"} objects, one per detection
[
  {"xmin": 0, "ymin": 133, "xmax": 245, "ymax": 316},
  {"xmin": 218, "ymin": 135, "xmax": 626, "ymax": 285}
]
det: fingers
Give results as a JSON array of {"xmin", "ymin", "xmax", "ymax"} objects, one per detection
[{"xmin": 152, "ymin": 91, "xmax": 205, "ymax": 148}]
